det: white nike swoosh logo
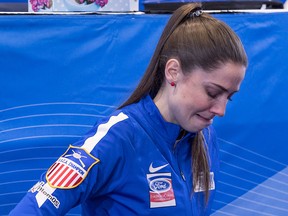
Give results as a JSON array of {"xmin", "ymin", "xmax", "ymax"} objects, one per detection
[{"xmin": 149, "ymin": 163, "xmax": 169, "ymax": 173}]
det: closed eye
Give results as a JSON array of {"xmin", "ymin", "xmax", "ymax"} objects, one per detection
[
  {"xmin": 207, "ymin": 91, "xmax": 220, "ymax": 99},
  {"xmin": 206, "ymin": 83, "xmax": 238, "ymax": 102}
]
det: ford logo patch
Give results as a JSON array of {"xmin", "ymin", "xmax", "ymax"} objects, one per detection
[{"xmin": 149, "ymin": 178, "xmax": 171, "ymax": 193}]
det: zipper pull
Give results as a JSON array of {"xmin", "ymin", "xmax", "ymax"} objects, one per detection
[{"xmin": 181, "ymin": 171, "xmax": 186, "ymax": 181}]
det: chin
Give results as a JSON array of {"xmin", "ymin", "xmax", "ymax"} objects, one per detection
[
  {"xmin": 186, "ymin": 123, "xmax": 210, "ymax": 133},
  {"xmin": 182, "ymin": 118, "xmax": 211, "ymax": 133},
  {"xmin": 184, "ymin": 126, "xmax": 202, "ymax": 133}
]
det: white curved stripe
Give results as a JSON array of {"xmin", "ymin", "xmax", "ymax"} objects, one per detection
[
  {"xmin": 0, "ymin": 146, "xmax": 66, "ymax": 154},
  {"xmin": 220, "ymin": 171, "xmax": 288, "ymax": 195},
  {"xmin": 0, "ymin": 202, "xmax": 18, "ymax": 207},
  {"xmin": 1, "ymin": 203, "xmax": 80, "ymax": 216},
  {"xmin": 0, "ymin": 191, "xmax": 26, "ymax": 196},
  {"xmin": 212, "ymin": 200, "xmax": 276, "ymax": 216},
  {"xmin": 214, "ymin": 167, "xmax": 288, "ymax": 215},
  {"xmin": 216, "ymin": 190, "xmax": 288, "ymax": 211},
  {"xmin": 0, "ymin": 180, "xmax": 37, "ymax": 186},
  {"xmin": 0, "ymin": 113, "xmax": 104, "ymax": 123},
  {"xmin": 221, "ymin": 161, "xmax": 288, "ymax": 186},
  {"xmin": 211, "ymin": 209, "xmax": 238, "ymax": 216},
  {"xmin": 218, "ymin": 138, "xmax": 288, "ymax": 167},
  {"xmin": 0, "ymin": 169, "xmax": 46, "ymax": 175},
  {"xmin": 0, "ymin": 124, "xmax": 93, "ymax": 134},
  {"xmin": 220, "ymin": 150, "xmax": 288, "ymax": 177},
  {"xmin": 0, "ymin": 157, "xmax": 57, "ymax": 165},
  {"xmin": 82, "ymin": 112, "xmax": 128, "ymax": 153},
  {"xmin": 218, "ymin": 181, "xmax": 288, "ymax": 203},
  {"xmin": 0, "ymin": 135, "xmax": 81, "ymax": 144},
  {"xmin": 0, "ymin": 102, "xmax": 117, "ymax": 113}
]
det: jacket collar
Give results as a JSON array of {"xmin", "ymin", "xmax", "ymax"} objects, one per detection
[{"xmin": 140, "ymin": 95, "xmax": 182, "ymax": 146}]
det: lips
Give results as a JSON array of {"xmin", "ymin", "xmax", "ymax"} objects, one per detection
[{"xmin": 196, "ymin": 114, "xmax": 214, "ymax": 123}]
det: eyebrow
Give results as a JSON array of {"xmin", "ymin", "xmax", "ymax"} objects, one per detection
[{"xmin": 210, "ymin": 83, "xmax": 239, "ymax": 94}]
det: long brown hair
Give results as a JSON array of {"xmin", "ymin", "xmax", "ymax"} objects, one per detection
[{"xmin": 120, "ymin": 3, "xmax": 247, "ymax": 202}]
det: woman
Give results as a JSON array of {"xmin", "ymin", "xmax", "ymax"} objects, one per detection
[{"xmin": 10, "ymin": 3, "xmax": 247, "ymax": 216}]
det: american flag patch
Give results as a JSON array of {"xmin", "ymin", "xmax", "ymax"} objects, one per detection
[{"xmin": 46, "ymin": 145, "xmax": 99, "ymax": 189}]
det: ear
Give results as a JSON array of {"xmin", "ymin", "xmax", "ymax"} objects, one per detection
[{"xmin": 165, "ymin": 58, "xmax": 181, "ymax": 83}]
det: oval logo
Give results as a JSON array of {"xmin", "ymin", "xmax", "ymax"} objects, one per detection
[{"xmin": 149, "ymin": 178, "xmax": 171, "ymax": 193}]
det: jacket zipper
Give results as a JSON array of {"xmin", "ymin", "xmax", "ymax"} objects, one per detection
[{"xmin": 173, "ymin": 137, "xmax": 194, "ymax": 216}]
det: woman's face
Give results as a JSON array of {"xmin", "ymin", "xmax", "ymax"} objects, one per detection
[{"xmin": 158, "ymin": 61, "xmax": 246, "ymax": 132}]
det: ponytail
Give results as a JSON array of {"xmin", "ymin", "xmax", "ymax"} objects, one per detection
[{"xmin": 119, "ymin": 3, "xmax": 203, "ymax": 108}]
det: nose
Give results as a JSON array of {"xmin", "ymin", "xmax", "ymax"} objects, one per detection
[{"xmin": 210, "ymin": 99, "xmax": 227, "ymax": 117}]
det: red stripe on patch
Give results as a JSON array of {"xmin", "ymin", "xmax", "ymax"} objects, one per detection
[
  {"xmin": 55, "ymin": 166, "xmax": 69, "ymax": 186},
  {"xmin": 58, "ymin": 169, "xmax": 74, "ymax": 186},
  {"xmin": 47, "ymin": 163, "xmax": 59, "ymax": 176},
  {"xmin": 64, "ymin": 172, "xmax": 78, "ymax": 187},
  {"xmin": 51, "ymin": 165, "xmax": 67, "ymax": 185},
  {"xmin": 48, "ymin": 163, "xmax": 64, "ymax": 184}
]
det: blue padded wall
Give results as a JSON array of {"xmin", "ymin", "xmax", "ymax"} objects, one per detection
[{"xmin": 0, "ymin": 12, "xmax": 288, "ymax": 215}]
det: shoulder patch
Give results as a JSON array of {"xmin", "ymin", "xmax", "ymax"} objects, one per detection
[{"xmin": 46, "ymin": 145, "xmax": 100, "ymax": 189}]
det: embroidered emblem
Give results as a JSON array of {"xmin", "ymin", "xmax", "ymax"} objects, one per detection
[
  {"xmin": 46, "ymin": 145, "xmax": 99, "ymax": 189},
  {"xmin": 194, "ymin": 172, "xmax": 215, "ymax": 192},
  {"xmin": 147, "ymin": 173, "xmax": 176, "ymax": 208}
]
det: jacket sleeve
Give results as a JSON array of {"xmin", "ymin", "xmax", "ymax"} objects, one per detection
[
  {"xmin": 9, "ymin": 147, "xmax": 98, "ymax": 215},
  {"xmin": 9, "ymin": 112, "xmax": 131, "ymax": 216}
]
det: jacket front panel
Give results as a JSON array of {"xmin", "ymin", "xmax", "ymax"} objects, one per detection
[{"xmin": 9, "ymin": 95, "xmax": 219, "ymax": 216}]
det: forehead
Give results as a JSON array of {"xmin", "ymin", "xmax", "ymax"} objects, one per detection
[{"xmin": 188, "ymin": 62, "xmax": 246, "ymax": 91}]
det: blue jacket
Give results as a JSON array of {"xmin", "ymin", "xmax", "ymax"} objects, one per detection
[{"xmin": 10, "ymin": 95, "xmax": 219, "ymax": 215}]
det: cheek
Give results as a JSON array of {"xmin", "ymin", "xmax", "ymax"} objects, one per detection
[
  {"xmin": 180, "ymin": 89, "xmax": 210, "ymax": 111},
  {"xmin": 169, "ymin": 92, "xmax": 194, "ymax": 121},
  {"xmin": 195, "ymin": 95, "xmax": 211, "ymax": 107},
  {"xmin": 171, "ymin": 83, "xmax": 211, "ymax": 118},
  {"xmin": 174, "ymin": 96, "xmax": 198, "ymax": 116}
]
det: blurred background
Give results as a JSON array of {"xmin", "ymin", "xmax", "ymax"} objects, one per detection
[{"xmin": 1, "ymin": 0, "xmax": 288, "ymax": 215}]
